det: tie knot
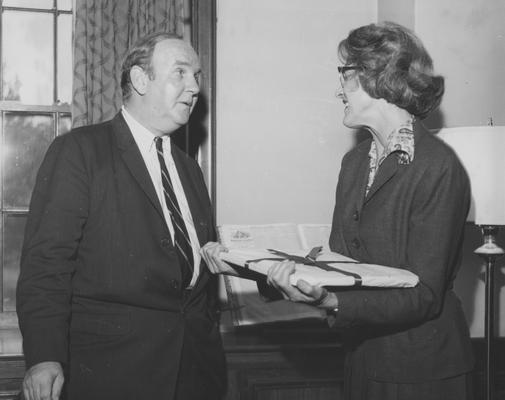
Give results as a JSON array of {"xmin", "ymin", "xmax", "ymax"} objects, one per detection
[{"xmin": 155, "ymin": 136, "xmax": 164, "ymax": 153}]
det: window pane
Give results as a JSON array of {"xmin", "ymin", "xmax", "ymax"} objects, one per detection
[
  {"xmin": 2, "ymin": 10, "xmax": 54, "ymax": 105},
  {"xmin": 2, "ymin": 214, "xmax": 27, "ymax": 312},
  {"xmin": 57, "ymin": 0, "xmax": 72, "ymax": 11},
  {"xmin": 58, "ymin": 114, "xmax": 72, "ymax": 136},
  {"xmin": 57, "ymin": 13, "xmax": 72, "ymax": 104},
  {"xmin": 59, "ymin": 114, "xmax": 71, "ymax": 135},
  {"xmin": 3, "ymin": 113, "xmax": 54, "ymax": 209},
  {"xmin": 2, "ymin": 0, "xmax": 53, "ymax": 8}
]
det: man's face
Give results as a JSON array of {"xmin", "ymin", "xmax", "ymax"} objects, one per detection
[{"xmin": 144, "ymin": 39, "xmax": 201, "ymax": 133}]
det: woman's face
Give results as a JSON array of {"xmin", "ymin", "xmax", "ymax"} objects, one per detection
[{"xmin": 336, "ymin": 67, "xmax": 377, "ymax": 129}]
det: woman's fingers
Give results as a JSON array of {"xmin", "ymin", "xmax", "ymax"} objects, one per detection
[{"xmin": 266, "ymin": 260, "xmax": 295, "ymax": 287}]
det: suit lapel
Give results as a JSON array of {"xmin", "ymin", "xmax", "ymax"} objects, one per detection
[
  {"xmin": 111, "ymin": 113, "xmax": 165, "ymax": 220},
  {"xmin": 364, "ymin": 155, "xmax": 400, "ymax": 203},
  {"xmin": 354, "ymin": 145, "xmax": 371, "ymax": 211}
]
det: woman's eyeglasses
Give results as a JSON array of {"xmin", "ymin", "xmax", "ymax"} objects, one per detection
[
  {"xmin": 337, "ymin": 66, "xmax": 361, "ymax": 74},
  {"xmin": 338, "ymin": 65, "xmax": 362, "ymax": 79},
  {"xmin": 338, "ymin": 65, "xmax": 362, "ymax": 91}
]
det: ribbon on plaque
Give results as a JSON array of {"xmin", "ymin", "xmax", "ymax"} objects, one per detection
[{"xmin": 245, "ymin": 246, "xmax": 363, "ymax": 286}]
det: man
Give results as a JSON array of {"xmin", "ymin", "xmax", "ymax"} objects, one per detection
[{"xmin": 17, "ymin": 32, "xmax": 226, "ymax": 400}]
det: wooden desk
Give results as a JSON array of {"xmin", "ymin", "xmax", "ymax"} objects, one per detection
[
  {"xmin": 0, "ymin": 326, "xmax": 504, "ymax": 400},
  {"xmin": 223, "ymin": 321, "xmax": 345, "ymax": 400}
]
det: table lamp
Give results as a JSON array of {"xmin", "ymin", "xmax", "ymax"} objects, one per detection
[{"xmin": 437, "ymin": 125, "xmax": 505, "ymax": 400}]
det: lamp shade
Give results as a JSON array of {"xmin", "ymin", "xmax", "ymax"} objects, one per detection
[{"xmin": 437, "ymin": 126, "xmax": 505, "ymax": 225}]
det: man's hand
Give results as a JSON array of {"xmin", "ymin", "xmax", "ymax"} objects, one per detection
[
  {"xmin": 22, "ymin": 361, "xmax": 64, "ymax": 400},
  {"xmin": 200, "ymin": 242, "xmax": 239, "ymax": 276}
]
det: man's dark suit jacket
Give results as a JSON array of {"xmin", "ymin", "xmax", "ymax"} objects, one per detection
[
  {"xmin": 328, "ymin": 124, "xmax": 474, "ymax": 382},
  {"xmin": 16, "ymin": 113, "xmax": 226, "ymax": 399}
]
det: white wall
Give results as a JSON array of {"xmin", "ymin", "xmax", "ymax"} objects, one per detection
[
  {"xmin": 216, "ymin": 0, "xmax": 376, "ymax": 225},
  {"xmin": 415, "ymin": 0, "xmax": 505, "ymax": 128}
]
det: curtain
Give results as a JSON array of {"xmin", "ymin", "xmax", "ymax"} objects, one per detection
[{"xmin": 72, "ymin": 0, "xmax": 186, "ymax": 128}]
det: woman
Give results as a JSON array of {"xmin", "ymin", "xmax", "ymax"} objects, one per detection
[{"xmin": 203, "ymin": 22, "xmax": 474, "ymax": 400}]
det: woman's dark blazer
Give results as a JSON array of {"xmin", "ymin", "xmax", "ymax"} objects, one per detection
[
  {"xmin": 16, "ymin": 113, "xmax": 226, "ymax": 399},
  {"xmin": 329, "ymin": 124, "xmax": 474, "ymax": 382}
]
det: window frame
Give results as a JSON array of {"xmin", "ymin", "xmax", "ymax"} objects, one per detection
[{"xmin": 0, "ymin": 1, "xmax": 72, "ymax": 336}]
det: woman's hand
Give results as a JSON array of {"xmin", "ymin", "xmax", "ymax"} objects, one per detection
[
  {"xmin": 266, "ymin": 260, "xmax": 338, "ymax": 309},
  {"xmin": 200, "ymin": 242, "xmax": 239, "ymax": 276}
]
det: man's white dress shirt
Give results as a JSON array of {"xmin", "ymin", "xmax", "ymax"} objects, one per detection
[{"xmin": 122, "ymin": 106, "xmax": 201, "ymax": 288}]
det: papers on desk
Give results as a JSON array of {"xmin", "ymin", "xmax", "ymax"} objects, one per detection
[
  {"xmin": 218, "ymin": 223, "xmax": 332, "ymax": 251},
  {"xmin": 220, "ymin": 248, "xmax": 419, "ymax": 288},
  {"xmin": 218, "ymin": 223, "xmax": 330, "ymax": 327}
]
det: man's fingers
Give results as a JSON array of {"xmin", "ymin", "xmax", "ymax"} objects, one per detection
[
  {"xmin": 22, "ymin": 381, "xmax": 32, "ymax": 400},
  {"xmin": 51, "ymin": 372, "xmax": 64, "ymax": 400},
  {"xmin": 200, "ymin": 243, "xmax": 220, "ymax": 273},
  {"xmin": 39, "ymin": 380, "xmax": 52, "ymax": 399},
  {"xmin": 22, "ymin": 362, "xmax": 63, "ymax": 400},
  {"xmin": 35, "ymin": 375, "xmax": 51, "ymax": 400},
  {"xmin": 23, "ymin": 375, "xmax": 36, "ymax": 400},
  {"xmin": 200, "ymin": 242, "xmax": 232, "ymax": 274}
]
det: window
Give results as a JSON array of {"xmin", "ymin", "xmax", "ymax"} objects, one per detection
[{"xmin": 0, "ymin": 0, "xmax": 72, "ymax": 334}]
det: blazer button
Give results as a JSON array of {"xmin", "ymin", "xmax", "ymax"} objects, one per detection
[
  {"xmin": 351, "ymin": 238, "xmax": 361, "ymax": 249},
  {"xmin": 353, "ymin": 211, "xmax": 359, "ymax": 221},
  {"xmin": 171, "ymin": 279, "xmax": 179, "ymax": 290},
  {"xmin": 160, "ymin": 237, "xmax": 170, "ymax": 247}
]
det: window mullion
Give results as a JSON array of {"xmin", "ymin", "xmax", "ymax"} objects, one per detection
[
  {"xmin": 53, "ymin": 4, "xmax": 58, "ymax": 103},
  {"xmin": 0, "ymin": 110, "xmax": 4, "ymax": 313},
  {"xmin": 0, "ymin": 6, "xmax": 3, "ymax": 100}
]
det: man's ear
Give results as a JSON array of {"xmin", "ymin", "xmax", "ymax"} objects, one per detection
[{"xmin": 130, "ymin": 66, "xmax": 148, "ymax": 96}]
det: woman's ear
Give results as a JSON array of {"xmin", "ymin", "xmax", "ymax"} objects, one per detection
[{"xmin": 129, "ymin": 66, "xmax": 148, "ymax": 96}]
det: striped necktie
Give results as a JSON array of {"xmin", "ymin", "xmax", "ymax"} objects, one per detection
[{"xmin": 155, "ymin": 137, "xmax": 193, "ymax": 288}]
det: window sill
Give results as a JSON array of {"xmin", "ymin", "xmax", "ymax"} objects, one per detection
[{"xmin": 0, "ymin": 329, "xmax": 22, "ymax": 356}]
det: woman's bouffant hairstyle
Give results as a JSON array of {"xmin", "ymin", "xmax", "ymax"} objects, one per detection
[
  {"xmin": 121, "ymin": 31, "xmax": 181, "ymax": 101},
  {"xmin": 338, "ymin": 22, "xmax": 444, "ymax": 119}
]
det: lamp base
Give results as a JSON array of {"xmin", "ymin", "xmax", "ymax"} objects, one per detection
[
  {"xmin": 475, "ymin": 225, "xmax": 505, "ymax": 257},
  {"xmin": 474, "ymin": 225, "xmax": 504, "ymax": 400}
]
